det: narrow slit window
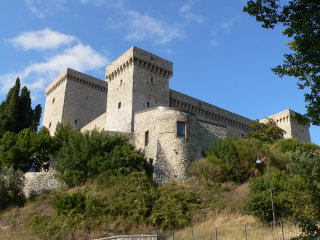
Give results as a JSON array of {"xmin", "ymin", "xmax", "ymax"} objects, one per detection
[
  {"xmin": 75, "ymin": 120, "xmax": 77, "ymax": 125},
  {"xmin": 52, "ymin": 98, "xmax": 55, "ymax": 104},
  {"xmin": 118, "ymin": 102, "xmax": 121, "ymax": 109},
  {"xmin": 49, "ymin": 122, "xmax": 51, "ymax": 128},
  {"xmin": 177, "ymin": 121, "xmax": 186, "ymax": 138},
  {"xmin": 145, "ymin": 131, "xmax": 149, "ymax": 146},
  {"xmin": 147, "ymin": 101, "xmax": 150, "ymax": 108},
  {"xmin": 151, "ymin": 77, "xmax": 153, "ymax": 83}
]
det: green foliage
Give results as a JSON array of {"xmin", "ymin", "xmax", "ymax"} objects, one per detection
[
  {"xmin": 55, "ymin": 129, "xmax": 149, "ymax": 186},
  {"xmin": 0, "ymin": 78, "xmax": 42, "ymax": 138},
  {"xmin": 204, "ymin": 137, "xmax": 262, "ymax": 182},
  {"xmin": 96, "ymin": 172, "xmax": 157, "ymax": 224},
  {"xmin": 150, "ymin": 183, "xmax": 199, "ymax": 230},
  {"xmin": 272, "ymin": 138, "xmax": 320, "ymax": 154},
  {"xmin": 245, "ymin": 170, "xmax": 320, "ymax": 223},
  {"xmin": 243, "ymin": 0, "xmax": 320, "ymax": 125},
  {"xmin": 248, "ymin": 119, "xmax": 285, "ymax": 144},
  {"xmin": 53, "ymin": 192, "xmax": 86, "ymax": 216},
  {"xmin": 287, "ymin": 150, "xmax": 320, "ymax": 184},
  {"xmin": 0, "ymin": 127, "xmax": 54, "ymax": 171},
  {"xmin": 0, "ymin": 167, "xmax": 25, "ymax": 209},
  {"xmin": 189, "ymin": 158, "xmax": 229, "ymax": 182}
]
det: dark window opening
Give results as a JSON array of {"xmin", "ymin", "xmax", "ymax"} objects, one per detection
[
  {"xmin": 149, "ymin": 158, "xmax": 153, "ymax": 165},
  {"xmin": 118, "ymin": 102, "xmax": 121, "ymax": 109},
  {"xmin": 151, "ymin": 77, "xmax": 153, "ymax": 83},
  {"xmin": 145, "ymin": 131, "xmax": 149, "ymax": 146},
  {"xmin": 147, "ymin": 101, "xmax": 150, "ymax": 108},
  {"xmin": 49, "ymin": 122, "xmax": 51, "ymax": 128},
  {"xmin": 177, "ymin": 121, "xmax": 186, "ymax": 138},
  {"xmin": 120, "ymin": 79, "xmax": 122, "ymax": 86},
  {"xmin": 52, "ymin": 98, "xmax": 55, "ymax": 104},
  {"xmin": 75, "ymin": 120, "xmax": 78, "ymax": 125}
]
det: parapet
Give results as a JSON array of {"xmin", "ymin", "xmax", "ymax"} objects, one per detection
[
  {"xmin": 45, "ymin": 68, "xmax": 107, "ymax": 97},
  {"xmin": 105, "ymin": 46, "xmax": 173, "ymax": 81}
]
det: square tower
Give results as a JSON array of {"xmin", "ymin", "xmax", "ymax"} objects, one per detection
[
  {"xmin": 42, "ymin": 68, "xmax": 107, "ymax": 135},
  {"xmin": 105, "ymin": 46, "xmax": 173, "ymax": 133}
]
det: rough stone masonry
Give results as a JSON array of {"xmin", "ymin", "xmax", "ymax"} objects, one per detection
[{"xmin": 41, "ymin": 46, "xmax": 311, "ymax": 185}]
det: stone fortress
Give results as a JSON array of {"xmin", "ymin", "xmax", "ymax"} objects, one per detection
[{"xmin": 42, "ymin": 46, "xmax": 311, "ymax": 184}]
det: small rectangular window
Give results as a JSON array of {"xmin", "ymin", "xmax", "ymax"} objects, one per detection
[
  {"xmin": 177, "ymin": 121, "xmax": 186, "ymax": 138},
  {"xmin": 118, "ymin": 102, "xmax": 121, "ymax": 109},
  {"xmin": 75, "ymin": 120, "xmax": 77, "ymax": 125},
  {"xmin": 147, "ymin": 101, "xmax": 150, "ymax": 108},
  {"xmin": 145, "ymin": 131, "xmax": 149, "ymax": 146}
]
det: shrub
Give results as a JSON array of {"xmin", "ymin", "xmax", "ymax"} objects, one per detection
[
  {"xmin": 272, "ymin": 138, "xmax": 320, "ymax": 154},
  {"xmin": 0, "ymin": 167, "xmax": 25, "ymax": 209},
  {"xmin": 150, "ymin": 183, "xmax": 200, "ymax": 230},
  {"xmin": 204, "ymin": 137, "xmax": 261, "ymax": 182},
  {"xmin": 53, "ymin": 192, "xmax": 86, "ymax": 216},
  {"xmin": 287, "ymin": 150, "xmax": 320, "ymax": 183},
  {"xmin": 96, "ymin": 172, "xmax": 157, "ymax": 224},
  {"xmin": 189, "ymin": 158, "xmax": 229, "ymax": 182},
  {"xmin": 55, "ymin": 129, "xmax": 149, "ymax": 186},
  {"xmin": 245, "ymin": 169, "xmax": 320, "ymax": 223}
]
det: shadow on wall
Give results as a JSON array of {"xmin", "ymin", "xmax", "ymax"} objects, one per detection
[{"xmin": 153, "ymin": 140, "xmax": 175, "ymax": 184}]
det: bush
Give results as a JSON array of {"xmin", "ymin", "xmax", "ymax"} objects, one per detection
[
  {"xmin": 0, "ymin": 167, "xmax": 25, "ymax": 209},
  {"xmin": 53, "ymin": 192, "xmax": 86, "ymax": 216},
  {"xmin": 287, "ymin": 150, "xmax": 320, "ymax": 183},
  {"xmin": 204, "ymin": 137, "xmax": 262, "ymax": 182},
  {"xmin": 96, "ymin": 172, "xmax": 157, "ymax": 224},
  {"xmin": 245, "ymin": 169, "xmax": 320, "ymax": 223},
  {"xmin": 150, "ymin": 183, "xmax": 200, "ymax": 230},
  {"xmin": 272, "ymin": 138, "xmax": 320, "ymax": 154},
  {"xmin": 55, "ymin": 129, "xmax": 149, "ymax": 186}
]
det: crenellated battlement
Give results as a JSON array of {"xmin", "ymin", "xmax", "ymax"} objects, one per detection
[{"xmin": 45, "ymin": 68, "xmax": 107, "ymax": 97}]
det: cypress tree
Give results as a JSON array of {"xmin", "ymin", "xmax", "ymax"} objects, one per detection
[{"xmin": 0, "ymin": 77, "xmax": 42, "ymax": 137}]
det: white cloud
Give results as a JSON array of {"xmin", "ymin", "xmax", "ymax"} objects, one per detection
[
  {"xmin": 22, "ymin": 43, "xmax": 108, "ymax": 77},
  {"xmin": 1, "ymin": 31, "xmax": 108, "ymax": 99},
  {"xmin": 220, "ymin": 18, "xmax": 236, "ymax": 29},
  {"xmin": 9, "ymin": 28, "xmax": 76, "ymax": 51},
  {"xmin": 122, "ymin": 10, "xmax": 183, "ymax": 45},
  {"xmin": 80, "ymin": 0, "xmax": 124, "ymax": 8},
  {"xmin": 25, "ymin": 0, "xmax": 67, "ymax": 17},
  {"xmin": 180, "ymin": 0, "xmax": 204, "ymax": 23}
]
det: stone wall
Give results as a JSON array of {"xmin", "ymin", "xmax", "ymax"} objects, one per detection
[
  {"xmin": 134, "ymin": 107, "xmax": 228, "ymax": 184},
  {"xmin": 169, "ymin": 90, "xmax": 251, "ymax": 137},
  {"xmin": 260, "ymin": 109, "xmax": 311, "ymax": 143},
  {"xmin": 43, "ymin": 68, "xmax": 107, "ymax": 135},
  {"xmin": 105, "ymin": 46, "xmax": 173, "ymax": 133},
  {"xmin": 23, "ymin": 169, "xmax": 62, "ymax": 198},
  {"xmin": 81, "ymin": 113, "xmax": 106, "ymax": 132}
]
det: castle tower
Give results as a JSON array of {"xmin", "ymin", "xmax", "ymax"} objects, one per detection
[
  {"xmin": 105, "ymin": 46, "xmax": 173, "ymax": 132},
  {"xmin": 42, "ymin": 68, "xmax": 107, "ymax": 135},
  {"xmin": 260, "ymin": 109, "xmax": 311, "ymax": 143}
]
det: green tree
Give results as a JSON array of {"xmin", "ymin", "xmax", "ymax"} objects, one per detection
[
  {"xmin": 248, "ymin": 118, "xmax": 285, "ymax": 144},
  {"xmin": 0, "ymin": 167, "xmax": 25, "ymax": 209},
  {"xmin": 245, "ymin": 169, "xmax": 320, "ymax": 223},
  {"xmin": 0, "ymin": 78, "xmax": 42, "ymax": 137},
  {"xmin": 0, "ymin": 127, "xmax": 54, "ymax": 172},
  {"xmin": 243, "ymin": 0, "xmax": 320, "ymax": 125}
]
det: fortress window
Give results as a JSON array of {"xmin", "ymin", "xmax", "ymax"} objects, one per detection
[
  {"xmin": 49, "ymin": 122, "xmax": 51, "ymax": 128},
  {"xmin": 118, "ymin": 102, "xmax": 121, "ymax": 109},
  {"xmin": 147, "ymin": 101, "xmax": 150, "ymax": 108},
  {"xmin": 177, "ymin": 121, "xmax": 186, "ymax": 139},
  {"xmin": 145, "ymin": 131, "xmax": 149, "ymax": 146},
  {"xmin": 120, "ymin": 79, "xmax": 122, "ymax": 86},
  {"xmin": 52, "ymin": 98, "xmax": 55, "ymax": 104},
  {"xmin": 75, "ymin": 120, "xmax": 77, "ymax": 125},
  {"xmin": 151, "ymin": 77, "xmax": 153, "ymax": 83},
  {"xmin": 149, "ymin": 158, "xmax": 153, "ymax": 165}
]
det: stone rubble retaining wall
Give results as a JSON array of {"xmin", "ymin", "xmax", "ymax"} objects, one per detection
[{"xmin": 23, "ymin": 169, "xmax": 62, "ymax": 198}]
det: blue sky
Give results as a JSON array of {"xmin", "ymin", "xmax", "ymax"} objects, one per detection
[{"xmin": 1, "ymin": 0, "xmax": 319, "ymax": 144}]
